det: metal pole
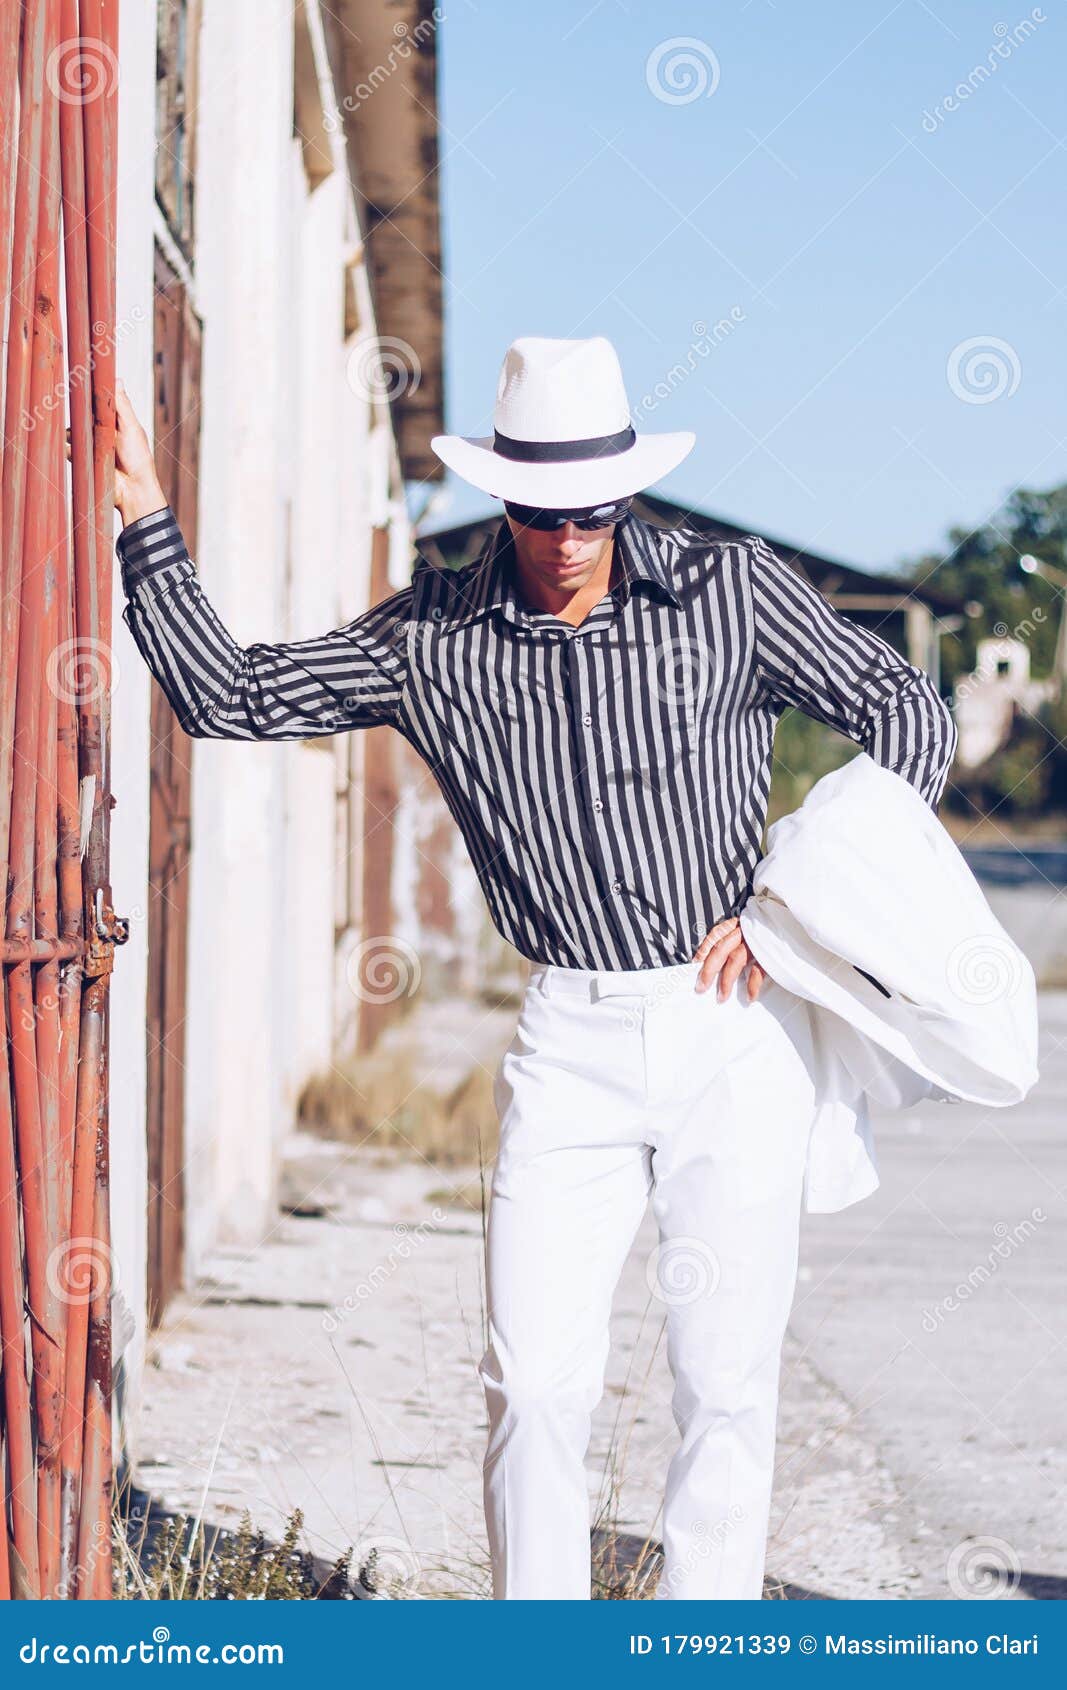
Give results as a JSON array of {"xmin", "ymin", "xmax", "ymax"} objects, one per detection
[
  {"xmin": 56, "ymin": 0, "xmax": 98, "ymax": 1588},
  {"xmin": 74, "ymin": 0, "xmax": 120, "ymax": 1601},
  {"xmin": 0, "ymin": 0, "xmax": 48, "ymax": 1601},
  {"xmin": 7, "ymin": 0, "xmax": 66, "ymax": 1597}
]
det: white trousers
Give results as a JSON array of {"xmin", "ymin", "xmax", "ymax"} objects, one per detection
[{"xmin": 479, "ymin": 955, "xmax": 819, "ymax": 1601}]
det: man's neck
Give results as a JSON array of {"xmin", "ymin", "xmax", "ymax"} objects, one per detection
[{"xmin": 509, "ymin": 534, "xmax": 618, "ymax": 629}]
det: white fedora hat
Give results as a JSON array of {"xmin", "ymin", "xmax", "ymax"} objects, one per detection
[{"xmin": 430, "ymin": 335, "xmax": 695, "ymax": 507}]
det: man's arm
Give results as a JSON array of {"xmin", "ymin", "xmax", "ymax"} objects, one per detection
[
  {"xmin": 111, "ymin": 385, "xmax": 409, "ymax": 741},
  {"xmin": 118, "ymin": 507, "xmax": 410, "ymax": 740},
  {"xmin": 746, "ymin": 534, "xmax": 957, "ymax": 805}
]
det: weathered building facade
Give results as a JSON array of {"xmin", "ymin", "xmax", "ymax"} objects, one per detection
[{"xmin": 109, "ymin": 0, "xmax": 462, "ymax": 1451}]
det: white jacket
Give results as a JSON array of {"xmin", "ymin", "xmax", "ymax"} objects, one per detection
[{"xmin": 738, "ymin": 754, "xmax": 1040, "ymax": 1213}]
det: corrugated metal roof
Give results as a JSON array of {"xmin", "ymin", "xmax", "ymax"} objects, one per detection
[{"xmin": 419, "ymin": 493, "xmax": 964, "ymax": 614}]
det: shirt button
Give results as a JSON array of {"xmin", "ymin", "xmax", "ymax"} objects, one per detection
[
  {"xmin": 593, "ymin": 799, "xmax": 603, "ymax": 812},
  {"xmin": 582, "ymin": 713, "xmax": 593, "ymax": 726},
  {"xmin": 611, "ymin": 880, "xmax": 622, "ymax": 894}
]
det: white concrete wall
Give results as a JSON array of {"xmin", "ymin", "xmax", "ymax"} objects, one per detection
[
  {"xmin": 284, "ymin": 151, "xmax": 352, "ymax": 1104},
  {"xmin": 109, "ymin": 0, "xmax": 419, "ymax": 1451},
  {"xmin": 182, "ymin": 0, "xmax": 295, "ymax": 1265},
  {"xmin": 183, "ymin": 0, "xmax": 413, "ymax": 1263}
]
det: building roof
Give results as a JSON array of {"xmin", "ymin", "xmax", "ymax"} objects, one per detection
[
  {"xmin": 418, "ymin": 492, "xmax": 964, "ymax": 616},
  {"xmin": 328, "ymin": 0, "xmax": 445, "ymax": 485}
]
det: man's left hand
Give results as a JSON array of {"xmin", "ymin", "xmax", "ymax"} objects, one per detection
[{"xmin": 692, "ymin": 917, "xmax": 766, "ymax": 1002}]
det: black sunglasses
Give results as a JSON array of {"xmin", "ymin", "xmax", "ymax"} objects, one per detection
[{"xmin": 503, "ymin": 497, "xmax": 633, "ymax": 532}]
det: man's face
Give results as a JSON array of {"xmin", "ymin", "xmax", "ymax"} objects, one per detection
[
  {"xmin": 504, "ymin": 496, "xmax": 632, "ymax": 591},
  {"xmin": 505, "ymin": 513, "xmax": 616, "ymax": 589}
]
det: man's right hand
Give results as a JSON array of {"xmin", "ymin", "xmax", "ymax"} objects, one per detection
[
  {"xmin": 692, "ymin": 915, "xmax": 767, "ymax": 1002},
  {"xmin": 113, "ymin": 381, "xmax": 168, "ymax": 528}
]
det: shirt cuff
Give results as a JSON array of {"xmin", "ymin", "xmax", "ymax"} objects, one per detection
[{"xmin": 116, "ymin": 505, "xmax": 190, "ymax": 592}]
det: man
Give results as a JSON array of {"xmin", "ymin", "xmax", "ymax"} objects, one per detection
[{"xmin": 112, "ymin": 335, "xmax": 956, "ymax": 1600}]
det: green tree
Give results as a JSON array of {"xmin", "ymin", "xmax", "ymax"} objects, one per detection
[
  {"xmin": 906, "ymin": 483, "xmax": 1067, "ymax": 692},
  {"xmin": 767, "ymin": 485, "xmax": 1067, "ymax": 824},
  {"xmin": 906, "ymin": 482, "xmax": 1067, "ymax": 820}
]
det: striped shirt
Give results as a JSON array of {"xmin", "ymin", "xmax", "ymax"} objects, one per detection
[{"xmin": 117, "ymin": 504, "xmax": 957, "ymax": 970}]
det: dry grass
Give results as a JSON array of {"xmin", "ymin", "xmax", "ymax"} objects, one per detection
[
  {"xmin": 114, "ymin": 1502, "xmax": 353, "ymax": 1600},
  {"xmin": 298, "ymin": 1046, "xmax": 500, "ymax": 1168},
  {"xmin": 120, "ymin": 1342, "xmax": 795, "ymax": 1601},
  {"xmin": 425, "ymin": 1178, "xmax": 485, "ymax": 1212}
]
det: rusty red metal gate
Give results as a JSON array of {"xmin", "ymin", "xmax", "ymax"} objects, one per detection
[{"xmin": 1, "ymin": 0, "xmax": 120, "ymax": 1599}]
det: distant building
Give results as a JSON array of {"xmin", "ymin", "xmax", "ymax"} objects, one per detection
[
  {"xmin": 419, "ymin": 493, "xmax": 963, "ymax": 681},
  {"xmin": 952, "ymin": 637, "xmax": 1056, "ymax": 768}
]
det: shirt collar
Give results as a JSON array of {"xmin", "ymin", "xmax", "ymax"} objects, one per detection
[
  {"xmin": 450, "ymin": 512, "xmax": 683, "ymax": 631},
  {"xmin": 613, "ymin": 512, "xmax": 684, "ymax": 607}
]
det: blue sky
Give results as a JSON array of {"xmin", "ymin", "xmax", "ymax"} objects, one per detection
[{"xmin": 420, "ymin": 0, "xmax": 1064, "ymax": 574}]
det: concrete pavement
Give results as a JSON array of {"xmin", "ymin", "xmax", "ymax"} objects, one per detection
[{"xmin": 789, "ymin": 991, "xmax": 1067, "ymax": 1599}]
